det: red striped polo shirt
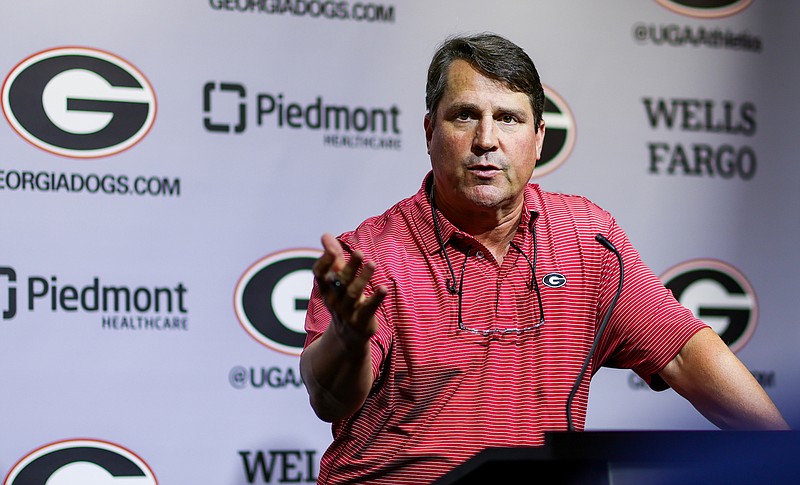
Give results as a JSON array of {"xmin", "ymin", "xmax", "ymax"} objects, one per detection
[{"xmin": 304, "ymin": 175, "xmax": 706, "ymax": 484}]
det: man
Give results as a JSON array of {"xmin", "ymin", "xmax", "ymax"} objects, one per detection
[{"xmin": 300, "ymin": 33, "xmax": 788, "ymax": 484}]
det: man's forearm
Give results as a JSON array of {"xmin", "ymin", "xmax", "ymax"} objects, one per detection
[
  {"xmin": 300, "ymin": 320, "xmax": 375, "ymax": 422},
  {"xmin": 660, "ymin": 327, "xmax": 789, "ymax": 430}
]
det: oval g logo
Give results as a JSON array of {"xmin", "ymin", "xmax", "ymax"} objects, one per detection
[
  {"xmin": 542, "ymin": 273, "xmax": 567, "ymax": 288},
  {"xmin": 534, "ymin": 85, "xmax": 576, "ymax": 179},
  {"xmin": 661, "ymin": 259, "xmax": 757, "ymax": 353},
  {"xmin": 655, "ymin": 0, "xmax": 753, "ymax": 18},
  {"xmin": 4, "ymin": 439, "xmax": 157, "ymax": 484},
  {"xmin": 2, "ymin": 47, "xmax": 156, "ymax": 158},
  {"xmin": 234, "ymin": 249, "xmax": 321, "ymax": 356}
]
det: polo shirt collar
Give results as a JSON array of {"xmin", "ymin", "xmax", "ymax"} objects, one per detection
[{"xmin": 411, "ymin": 172, "xmax": 541, "ymax": 255}]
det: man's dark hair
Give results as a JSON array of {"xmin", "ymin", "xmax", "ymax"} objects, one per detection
[{"xmin": 425, "ymin": 33, "xmax": 545, "ymax": 131}]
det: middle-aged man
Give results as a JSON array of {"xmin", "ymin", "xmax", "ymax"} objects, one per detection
[{"xmin": 300, "ymin": 32, "xmax": 789, "ymax": 484}]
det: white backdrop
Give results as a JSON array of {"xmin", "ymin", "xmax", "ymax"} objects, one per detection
[{"xmin": 2, "ymin": 1, "xmax": 799, "ymax": 483}]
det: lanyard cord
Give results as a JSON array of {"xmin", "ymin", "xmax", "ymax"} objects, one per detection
[
  {"xmin": 429, "ymin": 183, "xmax": 541, "ymax": 319},
  {"xmin": 430, "ymin": 183, "xmax": 460, "ymax": 295}
]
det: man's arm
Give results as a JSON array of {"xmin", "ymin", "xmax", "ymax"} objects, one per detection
[
  {"xmin": 300, "ymin": 233, "xmax": 387, "ymax": 423},
  {"xmin": 658, "ymin": 327, "xmax": 789, "ymax": 430}
]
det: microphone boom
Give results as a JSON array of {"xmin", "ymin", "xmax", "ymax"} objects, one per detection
[{"xmin": 565, "ymin": 233, "xmax": 625, "ymax": 432}]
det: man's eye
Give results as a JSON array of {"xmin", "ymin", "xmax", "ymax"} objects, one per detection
[
  {"xmin": 500, "ymin": 115, "xmax": 516, "ymax": 124},
  {"xmin": 456, "ymin": 112, "xmax": 471, "ymax": 120}
]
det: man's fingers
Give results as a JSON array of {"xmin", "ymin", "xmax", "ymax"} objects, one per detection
[
  {"xmin": 338, "ymin": 250, "xmax": 364, "ymax": 288},
  {"xmin": 314, "ymin": 234, "xmax": 363, "ymax": 285},
  {"xmin": 334, "ymin": 256, "xmax": 370, "ymax": 313},
  {"xmin": 342, "ymin": 260, "xmax": 375, "ymax": 303},
  {"xmin": 315, "ymin": 233, "xmax": 345, "ymax": 275},
  {"xmin": 314, "ymin": 234, "xmax": 347, "ymax": 296},
  {"xmin": 353, "ymin": 285, "xmax": 387, "ymax": 333},
  {"xmin": 313, "ymin": 233, "xmax": 384, "ymax": 337},
  {"xmin": 320, "ymin": 233, "xmax": 343, "ymax": 255}
]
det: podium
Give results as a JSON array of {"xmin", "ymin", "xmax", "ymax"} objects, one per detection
[{"xmin": 435, "ymin": 430, "xmax": 800, "ymax": 484}]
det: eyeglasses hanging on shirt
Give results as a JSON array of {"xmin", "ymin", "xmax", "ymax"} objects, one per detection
[{"xmin": 429, "ymin": 184, "xmax": 546, "ymax": 336}]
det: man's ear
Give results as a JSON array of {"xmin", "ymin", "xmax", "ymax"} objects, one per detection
[
  {"xmin": 534, "ymin": 120, "xmax": 546, "ymax": 160},
  {"xmin": 424, "ymin": 113, "xmax": 433, "ymax": 154}
]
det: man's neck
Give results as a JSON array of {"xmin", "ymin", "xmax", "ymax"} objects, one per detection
[
  {"xmin": 464, "ymin": 206, "xmax": 522, "ymax": 264},
  {"xmin": 434, "ymin": 193, "xmax": 524, "ymax": 265}
]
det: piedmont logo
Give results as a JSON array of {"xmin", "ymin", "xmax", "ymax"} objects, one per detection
[
  {"xmin": 535, "ymin": 85, "xmax": 576, "ymax": 178},
  {"xmin": 661, "ymin": 259, "xmax": 757, "ymax": 353},
  {"xmin": 234, "ymin": 249, "xmax": 321, "ymax": 356},
  {"xmin": 2, "ymin": 47, "xmax": 156, "ymax": 158},
  {"xmin": 0, "ymin": 265, "xmax": 189, "ymax": 331},
  {"xmin": 4, "ymin": 439, "xmax": 157, "ymax": 485},
  {"xmin": 655, "ymin": 0, "xmax": 753, "ymax": 18},
  {"xmin": 203, "ymin": 81, "xmax": 402, "ymax": 150},
  {"xmin": 1, "ymin": 266, "xmax": 16, "ymax": 319}
]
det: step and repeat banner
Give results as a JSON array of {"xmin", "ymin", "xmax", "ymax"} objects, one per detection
[{"xmin": 2, "ymin": 1, "xmax": 799, "ymax": 483}]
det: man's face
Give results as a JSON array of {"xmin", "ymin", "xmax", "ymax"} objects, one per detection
[{"xmin": 425, "ymin": 59, "xmax": 545, "ymax": 216}]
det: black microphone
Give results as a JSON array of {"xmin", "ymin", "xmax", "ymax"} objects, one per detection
[{"xmin": 565, "ymin": 233, "xmax": 625, "ymax": 432}]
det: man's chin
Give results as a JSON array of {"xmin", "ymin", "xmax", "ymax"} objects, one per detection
[{"xmin": 465, "ymin": 186, "xmax": 510, "ymax": 208}]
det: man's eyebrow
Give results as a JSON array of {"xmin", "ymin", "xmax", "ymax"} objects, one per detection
[
  {"xmin": 444, "ymin": 102, "xmax": 480, "ymax": 114},
  {"xmin": 497, "ymin": 106, "xmax": 529, "ymax": 118},
  {"xmin": 444, "ymin": 102, "xmax": 529, "ymax": 118}
]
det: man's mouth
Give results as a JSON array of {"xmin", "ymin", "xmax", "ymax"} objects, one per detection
[{"xmin": 468, "ymin": 164, "xmax": 503, "ymax": 179}]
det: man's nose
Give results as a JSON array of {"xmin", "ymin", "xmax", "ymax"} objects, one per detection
[{"xmin": 473, "ymin": 116, "xmax": 498, "ymax": 151}]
